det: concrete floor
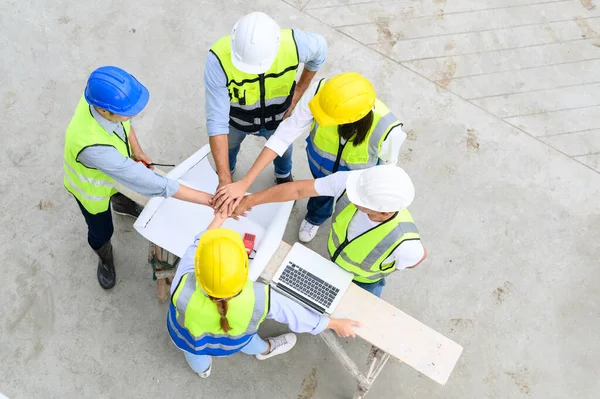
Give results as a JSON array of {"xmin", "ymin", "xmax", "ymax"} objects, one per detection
[{"xmin": 1, "ymin": 0, "xmax": 599, "ymax": 398}]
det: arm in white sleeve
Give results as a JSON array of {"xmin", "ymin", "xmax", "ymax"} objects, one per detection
[
  {"xmin": 264, "ymin": 80, "xmax": 320, "ymax": 156},
  {"xmin": 387, "ymin": 239, "xmax": 425, "ymax": 271},
  {"xmin": 313, "ymin": 171, "xmax": 351, "ymax": 198},
  {"xmin": 267, "ymin": 290, "xmax": 329, "ymax": 334},
  {"xmin": 378, "ymin": 124, "xmax": 407, "ymax": 165},
  {"xmin": 170, "ymin": 231, "xmax": 206, "ymax": 294}
]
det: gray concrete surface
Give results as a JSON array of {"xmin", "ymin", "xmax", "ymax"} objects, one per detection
[{"xmin": 1, "ymin": 0, "xmax": 599, "ymax": 398}]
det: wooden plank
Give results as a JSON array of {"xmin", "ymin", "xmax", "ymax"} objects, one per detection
[
  {"xmin": 334, "ymin": 284, "xmax": 462, "ymax": 385},
  {"xmin": 155, "ymin": 269, "xmax": 177, "ymax": 279},
  {"xmin": 157, "ymin": 278, "xmax": 169, "ymax": 303},
  {"xmin": 262, "ymin": 242, "xmax": 463, "ymax": 385},
  {"xmin": 258, "ymin": 241, "xmax": 291, "ymax": 283}
]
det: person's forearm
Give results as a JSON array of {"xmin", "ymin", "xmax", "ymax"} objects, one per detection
[
  {"xmin": 295, "ymin": 69, "xmax": 316, "ymax": 99},
  {"xmin": 209, "ymin": 134, "xmax": 232, "ymax": 184},
  {"xmin": 128, "ymin": 126, "xmax": 144, "ymax": 157},
  {"xmin": 173, "ymin": 185, "xmax": 212, "ymax": 205},
  {"xmin": 246, "ymin": 180, "xmax": 315, "ymax": 208},
  {"xmin": 246, "ymin": 184, "xmax": 299, "ymax": 208},
  {"xmin": 240, "ymin": 147, "xmax": 279, "ymax": 187},
  {"xmin": 207, "ymin": 214, "xmax": 226, "ymax": 230}
]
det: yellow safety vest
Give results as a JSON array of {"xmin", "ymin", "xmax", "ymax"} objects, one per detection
[
  {"xmin": 306, "ymin": 79, "xmax": 402, "ymax": 178},
  {"xmin": 328, "ymin": 192, "xmax": 420, "ymax": 283},
  {"xmin": 167, "ymin": 276, "xmax": 270, "ymax": 356},
  {"xmin": 210, "ymin": 29, "xmax": 299, "ymax": 132},
  {"xmin": 63, "ymin": 95, "xmax": 131, "ymax": 214}
]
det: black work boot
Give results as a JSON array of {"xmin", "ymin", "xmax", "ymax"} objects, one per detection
[
  {"xmin": 94, "ymin": 241, "xmax": 116, "ymax": 289},
  {"xmin": 275, "ymin": 174, "xmax": 294, "ymax": 185},
  {"xmin": 111, "ymin": 194, "xmax": 143, "ymax": 218}
]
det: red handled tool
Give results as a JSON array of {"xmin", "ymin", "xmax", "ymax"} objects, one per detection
[{"xmin": 243, "ymin": 233, "xmax": 256, "ymax": 256}]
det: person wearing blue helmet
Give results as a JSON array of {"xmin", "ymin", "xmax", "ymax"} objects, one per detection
[{"xmin": 64, "ymin": 66, "xmax": 214, "ymax": 290}]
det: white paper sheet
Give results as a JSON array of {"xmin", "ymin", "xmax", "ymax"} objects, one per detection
[{"xmin": 134, "ymin": 145, "xmax": 294, "ymax": 281}]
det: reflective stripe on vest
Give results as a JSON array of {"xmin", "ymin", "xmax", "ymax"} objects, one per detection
[
  {"xmin": 210, "ymin": 29, "xmax": 299, "ymax": 133},
  {"xmin": 327, "ymin": 192, "xmax": 420, "ymax": 283},
  {"xmin": 63, "ymin": 95, "xmax": 131, "ymax": 214},
  {"xmin": 306, "ymin": 87, "xmax": 402, "ymax": 178},
  {"xmin": 167, "ymin": 274, "xmax": 270, "ymax": 356}
]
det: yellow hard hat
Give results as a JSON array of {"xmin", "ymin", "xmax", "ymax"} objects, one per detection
[
  {"xmin": 194, "ymin": 228, "xmax": 248, "ymax": 298},
  {"xmin": 308, "ymin": 72, "xmax": 376, "ymax": 126}
]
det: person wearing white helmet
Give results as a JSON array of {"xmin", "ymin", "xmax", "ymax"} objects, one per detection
[
  {"xmin": 231, "ymin": 165, "xmax": 427, "ymax": 297},
  {"xmin": 205, "ymin": 11, "xmax": 327, "ymax": 189}
]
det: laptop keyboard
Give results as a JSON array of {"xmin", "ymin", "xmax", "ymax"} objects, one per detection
[{"xmin": 279, "ymin": 262, "xmax": 340, "ymax": 308}]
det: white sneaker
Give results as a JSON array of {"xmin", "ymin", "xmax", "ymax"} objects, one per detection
[
  {"xmin": 255, "ymin": 333, "xmax": 297, "ymax": 360},
  {"xmin": 299, "ymin": 219, "xmax": 319, "ymax": 243},
  {"xmin": 197, "ymin": 362, "xmax": 212, "ymax": 378}
]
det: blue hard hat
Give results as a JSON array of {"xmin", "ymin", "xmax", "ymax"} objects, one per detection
[{"xmin": 84, "ymin": 66, "xmax": 150, "ymax": 117}]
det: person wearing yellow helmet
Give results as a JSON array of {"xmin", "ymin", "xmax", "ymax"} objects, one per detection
[
  {"xmin": 212, "ymin": 72, "xmax": 407, "ymax": 243},
  {"xmin": 167, "ymin": 213, "xmax": 360, "ymax": 378}
]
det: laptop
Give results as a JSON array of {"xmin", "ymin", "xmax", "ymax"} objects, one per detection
[{"xmin": 272, "ymin": 243, "xmax": 354, "ymax": 315}]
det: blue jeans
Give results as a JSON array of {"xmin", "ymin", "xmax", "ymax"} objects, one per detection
[
  {"xmin": 227, "ymin": 126, "xmax": 293, "ymax": 177},
  {"xmin": 305, "ymin": 195, "xmax": 334, "ymax": 226},
  {"xmin": 353, "ymin": 279, "xmax": 386, "ymax": 297},
  {"xmin": 181, "ymin": 334, "xmax": 268, "ymax": 373}
]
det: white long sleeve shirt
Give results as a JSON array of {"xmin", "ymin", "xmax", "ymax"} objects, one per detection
[
  {"xmin": 171, "ymin": 231, "xmax": 330, "ymax": 335},
  {"xmin": 265, "ymin": 81, "xmax": 406, "ymax": 162},
  {"xmin": 314, "ymin": 172, "xmax": 425, "ymax": 270}
]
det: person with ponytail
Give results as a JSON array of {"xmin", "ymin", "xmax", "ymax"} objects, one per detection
[{"xmin": 167, "ymin": 212, "xmax": 360, "ymax": 378}]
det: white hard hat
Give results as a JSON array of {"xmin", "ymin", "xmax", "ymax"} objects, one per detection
[
  {"xmin": 230, "ymin": 12, "xmax": 281, "ymax": 74},
  {"xmin": 345, "ymin": 165, "xmax": 415, "ymax": 212}
]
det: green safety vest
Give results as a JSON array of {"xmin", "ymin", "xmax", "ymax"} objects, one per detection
[
  {"xmin": 210, "ymin": 29, "xmax": 299, "ymax": 132},
  {"xmin": 167, "ymin": 276, "xmax": 270, "ymax": 356},
  {"xmin": 306, "ymin": 79, "xmax": 403, "ymax": 178},
  {"xmin": 63, "ymin": 95, "xmax": 132, "ymax": 214},
  {"xmin": 328, "ymin": 192, "xmax": 420, "ymax": 283}
]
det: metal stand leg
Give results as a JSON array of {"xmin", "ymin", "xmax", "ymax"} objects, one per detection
[
  {"xmin": 353, "ymin": 346, "xmax": 392, "ymax": 399},
  {"xmin": 319, "ymin": 331, "xmax": 393, "ymax": 399}
]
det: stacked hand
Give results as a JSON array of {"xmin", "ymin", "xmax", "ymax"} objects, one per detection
[{"xmin": 212, "ymin": 179, "xmax": 251, "ymax": 218}]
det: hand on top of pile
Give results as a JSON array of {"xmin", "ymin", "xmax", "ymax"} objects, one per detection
[{"xmin": 211, "ymin": 179, "xmax": 252, "ymax": 219}]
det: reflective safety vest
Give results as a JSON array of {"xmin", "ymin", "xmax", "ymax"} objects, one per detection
[
  {"xmin": 63, "ymin": 95, "xmax": 132, "ymax": 214},
  {"xmin": 306, "ymin": 79, "xmax": 402, "ymax": 178},
  {"xmin": 210, "ymin": 29, "xmax": 299, "ymax": 133},
  {"xmin": 167, "ymin": 275, "xmax": 270, "ymax": 356},
  {"xmin": 328, "ymin": 192, "xmax": 420, "ymax": 283}
]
